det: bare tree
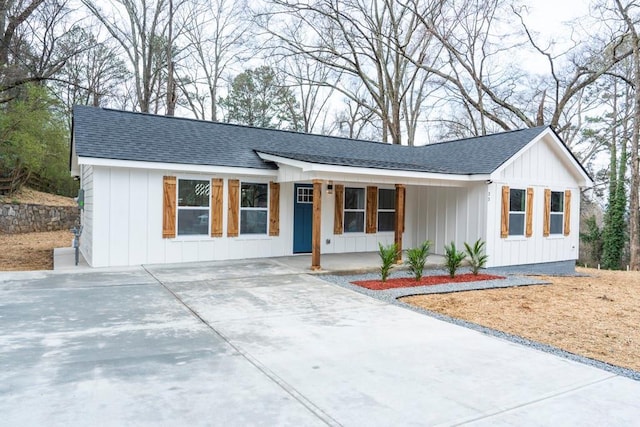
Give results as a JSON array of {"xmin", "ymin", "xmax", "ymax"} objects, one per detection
[
  {"xmin": 259, "ymin": 0, "xmax": 443, "ymax": 145},
  {"xmin": 612, "ymin": 0, "xmax": 640, "ymax": 269},
  {"xmin": 82, "ymin": 0, "xmax": 170, "ymax": 113},
  {"xmin": 178, "ymin": 0, "xmax": 251, "ymax": 121}
]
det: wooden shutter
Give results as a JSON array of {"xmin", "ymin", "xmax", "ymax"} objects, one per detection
[
  {"xmin": 162, "ymin": 176, "xmax": 177, "ymax": 238},
  {"xmin": 269, "ymin": 182, "xmax": 280, "ymax": 236},
  {"xmin": 543, "ymin": 189, "xmax": 551, "ymax": 237},
  {"xmin": 227, "ymin": 179, "xmax": 239, "ymax": 237},
  {"xmin": 525, "ymin": 187, "xmax": 534, "ymax": 237},
  {"xmin": 500, "ymin": 186, "xmax": 509, "ymax": 238},
  {"xmin": 366, "ymin": 186, "xmax": 378, "ymax": 233},
  {"xmin": 210, "ymin": 178, "xmax": 223, "ymax": 237},
  {"xmin": 334, "ymin": 184, "xmax": 344, "ymax": 235},
  {"xmin": 564, "ymin": 190, "xmax": 571, "ymax": 236}
]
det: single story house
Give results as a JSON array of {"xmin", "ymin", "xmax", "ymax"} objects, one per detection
[{"xmin": 70, "ymin": 106, "xmax": 593, "ymax": 269}]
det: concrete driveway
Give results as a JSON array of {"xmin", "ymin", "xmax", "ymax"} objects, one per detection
[{"xmin": 1, "ymin": 260, "xmax": 639, "ymax": 426}]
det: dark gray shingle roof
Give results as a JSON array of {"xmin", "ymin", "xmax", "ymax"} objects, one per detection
[{"xmin": 72, "ymin": 106, "xmax": 549, "ymax": 175}]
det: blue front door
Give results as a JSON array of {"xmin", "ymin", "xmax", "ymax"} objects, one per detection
[{"xmin": 293, "ymin": 184, "xmax": 313, "ymax": 253}]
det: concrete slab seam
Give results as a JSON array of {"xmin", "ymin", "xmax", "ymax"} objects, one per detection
[
  {"xmin": 449, "ymin": 374, "xmax": 618, "ymax": 426},
  {"xmin": 140, "ymin": 265, "xmax": 343, "ymax": 427}
]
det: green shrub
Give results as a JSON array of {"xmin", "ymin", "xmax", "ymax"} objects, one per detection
[
  {"xmin": 464, "ymin": 239, "xmax": 488, "ymax": 275},
  {"xmin": 378, "ymin": 242, "xmax": 398, "ymax": 282},
  {"xmin": 407, "ymin": 240, "xmax": 431, "ymax": 281},
  {"xmin": 444, "ymin": 242, "xmax": 466, "ymax": 278}
]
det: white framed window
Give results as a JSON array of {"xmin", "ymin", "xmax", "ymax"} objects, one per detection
[
  {"xmin": 241, "ymin": 182, "xmax": 268, "ymax": 234},
  {"xmin": 297, "ymin": 187, "xmax": 313, "ymax": 204},
  {"xmin": 344, "ymin": 187, "xmax": 365, "ymax": 233},
  {"xmin": 177, "ymin": 179, "xmax": 210, "ymax": 236},
  {"xmin": 550, "ymin": 191, "xmax": 564, "ymax": 235},
  {"xmin": 377, "ymin": 188, "xmax": 395, "ymax": 232},
  {"xmin": 509, "ymin": 188, "xmax": 526, "ymax": 236}
]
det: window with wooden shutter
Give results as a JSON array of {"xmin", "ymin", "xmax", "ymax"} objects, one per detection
[
  {"xmin": 564, "ymin": 190, "xmax": 571, "ymax": 236},
  {"xmin": 366, "ymin": 186, "xmax": 377, "ymax": 233},
  {"xmin": 334, "ymin": 184, "xmax": 344, "ymax": 234},
  {"xmin": 227, "ymin": 179, "xmax": 239, "ymax": 237},
  {"xmin": 500, "ymin": 186, "xmax": 509, "ymax": 238},
  {"xmin": 269, "ymin": 182, "xmax": 280, "ymax": 236},
  {"xmin": 543, "ymin": 189, "xmax": 551, "ymax": 237},
  {"xmin": 210, "ymin": 178, "xmax": 223, "ymax": 237},
  {"xmin": 525, "ymin": 187, "xmax": 534, "ymax": 237},
  {"xmin": 162, "ymin": 176, "xmax": 177, "ymax": 238}
]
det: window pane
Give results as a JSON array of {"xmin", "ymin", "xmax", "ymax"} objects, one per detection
[
  {"xmin": 345, "ymin": 188, "xmax": 365, "ymax": 209},
  {"xmin": 378, "ymin": 211, "xmax": 395, "ymax": 232},
  {"xmin": 344, "ymin": 211, "xmax": 364, "ymax": 233},
  {"xmin": 378, "ymin": 189, "xmax": 395, "ymax": 210},
  {"xmin": 551, "ymin": 191, "xmax": 564, "ymax": 212},
  {"xmin": 550, "ymin": 213, "xmax": 563, "ymax": 234},
  {"xmin": 178, "ymin": 180, "xmax": 209, "ymax": 207},
  {"xmin": 509, "ymin": 189, "xmax": 525, "ymax": 212},
  {"xmin": 177, "ymin": 209, "xmax": 209, "ymax": 235},
  {"xmin": 509, "ymin": 213, "xmax": 525, "ymax": 236},
  {"xmin": 241, "ymin": 210, "xmax": 267, "ymax": 234},
  {"xmin": 241, "ymin": 183, "xmax": 268, "ymax": 208}
]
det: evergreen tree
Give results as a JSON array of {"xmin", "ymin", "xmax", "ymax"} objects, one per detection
[
  {"xmin": 601, "ymin": 140, "xmax": 627, "ymax": 269},
  {"xmin": 219, "ymin": 66, "xmax": 302, "ymax": 130}
]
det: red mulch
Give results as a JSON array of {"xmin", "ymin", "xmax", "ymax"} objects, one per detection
[{"xmin": 351, "ymin": 273, "xmax": 506, "ymax": 291}]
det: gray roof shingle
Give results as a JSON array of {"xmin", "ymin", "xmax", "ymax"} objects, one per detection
[{"xmin": 73, "ymin": 106, "xmax": 550, "ymax": 175}]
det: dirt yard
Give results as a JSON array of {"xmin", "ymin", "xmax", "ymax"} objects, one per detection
[
  {"xmin": 1, "ymin": 188, "xmax": 75, "ymax": 271},
  {"xmin": 0, "ymin": 230, "xmax": 73, "ymax": 271},
  {"xmin": 402, "ymin": 268, "xmax": 640, "ymax": 372}
]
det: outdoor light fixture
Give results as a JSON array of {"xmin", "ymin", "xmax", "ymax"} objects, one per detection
[{"xmin": 327, "ymin": 182, "xmax": 334, "ymax": 195}]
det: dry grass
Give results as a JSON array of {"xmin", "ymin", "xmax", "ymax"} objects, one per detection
[
  {"xmin": 0, "ymin": 187, "xmax": 76, "ymax": 207},
  {"xmin": 0, "ymin": 230, "xmax": 73, "ymax": 271},
  {"xmin": 401, "ymin": 268, "xmax": 640, "ymax": 372}
]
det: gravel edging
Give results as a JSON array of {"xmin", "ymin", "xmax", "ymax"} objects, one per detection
[{"xmin": 318, "ymin": 270, "xmax": 640, "ymax": 382}]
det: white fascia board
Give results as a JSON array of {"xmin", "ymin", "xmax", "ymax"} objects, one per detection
[
  {"xmin": 77, "ymin": 156, "xmax": 278, "ymax": 177},
  {"xmin": 489, "ymin": 128, "xmax": 593, "ymax": 187},
  {"xmin": 256, "ymin": 152, "xmax": 490, "ymax": 182}
]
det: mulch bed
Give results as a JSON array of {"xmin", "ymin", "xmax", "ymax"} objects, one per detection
[{"xmin": 351, "ymin": 273, "xmax": 505, "ymax": 291}]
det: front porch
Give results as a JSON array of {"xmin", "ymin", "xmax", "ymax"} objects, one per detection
[{"xmin": 273, "ymin": 251, "xmax": 446, "ymax": 275}]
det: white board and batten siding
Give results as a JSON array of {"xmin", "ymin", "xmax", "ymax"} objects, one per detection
[
  {"xmin": 485, "ymin": 135, "xmax": 582, "ymax": 268},
  {"xmin": 79, "ymin": 164, "xmax": 94, "ymax": 266},
  {"xmin": 86, "ymin": 166, "xmax": 295, "ymax": 267}
]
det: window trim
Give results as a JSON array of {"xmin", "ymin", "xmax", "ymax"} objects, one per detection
[
  {"xmin": 240, "ymin": 181, "xmax": 269, "ymax": 235},
  {"xmin": 508, "ymin": 188, "xmax": 526, "ymax": 237},
  {"xmin": 344, "ymin": 186, "xmax": 366, "ymax": 233},
  {"xmin": 377, "ymin": 188, "xmax": 395, "ymax": 233},
  {"xmin": 549, "ymin": 190, "xmax": 565, "ymax": 235},
  {"xmin": 176, "ymin": 178, "xmax": 210, "ymax": 237}
]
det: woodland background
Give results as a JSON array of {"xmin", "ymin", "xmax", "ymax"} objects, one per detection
[{"xmin": 0, "ymin": 0, "xmax": 638, "ymax": 269}]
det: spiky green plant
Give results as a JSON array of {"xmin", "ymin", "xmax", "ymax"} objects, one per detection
[
  {"xmin": 464, "ymin": 239, "xmax": 488, "ymax": 275},
  {"xmin": 378, "ymin": 242, "xmax": 398, "ymax": 282},
  {"xmin": 407, "ymin": 240, "xmax": 431, "ymax": 281},
  {"xmin": 444, "ymin": 242, "xmax": 466, "ymax": 278}
]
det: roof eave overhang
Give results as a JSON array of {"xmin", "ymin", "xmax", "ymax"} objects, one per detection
[
  {"xmin": 77, "ymin": 156, "xmax": 278, "ymax": 177},
  {"xmin": 256, "ymin": 152, "xmax": 491, "ymax": 183},
  {"xmin": 489, "ymin": 127, "xmax": 594, "ymax": 188}
]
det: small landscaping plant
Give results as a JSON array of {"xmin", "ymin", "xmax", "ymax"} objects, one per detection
[
  {"xmin": 406, "ymin": 240, "xmax": 431, "ymax": 281},
  {"xmin": 464, "ymin": 238, "xmax": 488, "ymax": 275},
  {"xmin": 378, "ymin": 242, "xmax": 398, "ymax": 282},
  {"xmin": 444, "ymin": 242, "xmax": 466, "ymax": 278}
]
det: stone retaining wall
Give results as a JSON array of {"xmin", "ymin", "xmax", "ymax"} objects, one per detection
[{"xmin": 0, "ymin": 203, "xmax": 80, "ymax": 234}]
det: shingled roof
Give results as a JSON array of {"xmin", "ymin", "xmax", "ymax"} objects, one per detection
[{"xmin": 72, "ymin": 106, "xmax": 550, "ymax": 175}]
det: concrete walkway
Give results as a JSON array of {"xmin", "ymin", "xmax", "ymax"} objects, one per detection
[{"xmin": 2, "ymin": 259, "xmax": 639, "ymax": 426}]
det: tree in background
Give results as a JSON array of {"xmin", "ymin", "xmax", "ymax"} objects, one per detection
[
  {"xmin": 0, "ymin": 84, "xmax": 75, "ymax": 195},
  {"xmin": 219, "ymin": 66, "xmax": 302, "ymax": 130}
]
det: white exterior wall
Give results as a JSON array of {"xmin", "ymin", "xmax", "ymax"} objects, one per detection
[
  {"xmin": 411, "ymin": 184, "xmax": 487, "ymax": 255},
  {"xmin": 88, "ymin": 166, "xmax": 295, "ymax": 267},
  {"xmin": 79, "ymin": 164, "xmax": 94, "ymax": 266},
  {"xmin": 485, "ymin": 138, "xmax": 582, "ymax": 267}
]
